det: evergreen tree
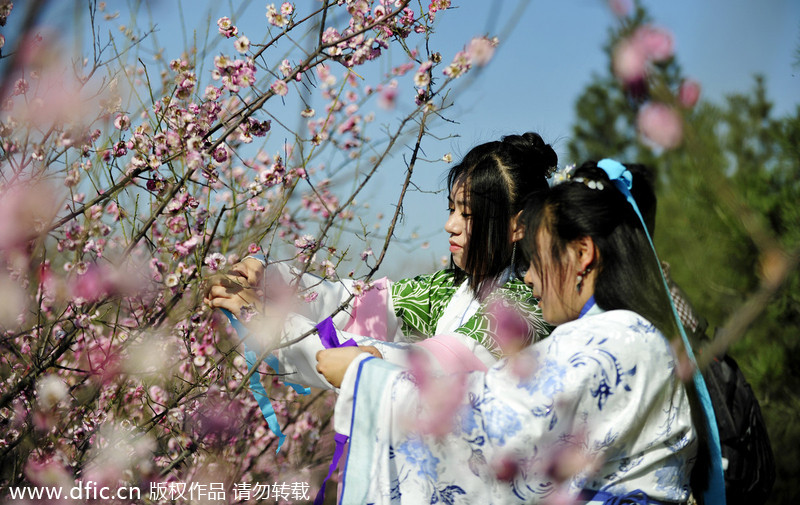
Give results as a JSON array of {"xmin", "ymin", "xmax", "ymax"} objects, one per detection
[{"xmin": 567, "ymin": 9, "xmax": 800, "ymax": 503}]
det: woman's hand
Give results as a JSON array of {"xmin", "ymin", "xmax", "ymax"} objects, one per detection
[
  {"xmin": 204, "ymin": 273, "xmax": 262, "ymax": 317},
  {"xmin": 229, "ymin": 257, "xmax": 265, "ymax": 287},
  {"xmin": 316, "ymin": 346, "xmax": 382, "ymax": 388},
  {"xmin": 204, "ymin": 257, "xmax": 266, "ymax": 317}
]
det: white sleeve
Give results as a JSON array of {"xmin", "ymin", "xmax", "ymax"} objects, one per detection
[
  {"xmin": 271, "ymin": 312, "xmax": 413, "ymax": 390},
  {"xmin": 250, "ymin": 259, "xmax": 403, "ymax": 341},
  {"xmin": 333, "ymin": 352, "xmax": 374, "ymax": 435}
]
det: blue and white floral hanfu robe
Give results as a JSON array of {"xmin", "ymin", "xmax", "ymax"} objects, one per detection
[{"xmin": 334, "ymin": 307, "xmax": 697, "ymax": 504}]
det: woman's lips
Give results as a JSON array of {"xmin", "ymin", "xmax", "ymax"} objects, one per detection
[{"xmin": 449, "ymin": 243, "xmax": 462, "ymax": 252}]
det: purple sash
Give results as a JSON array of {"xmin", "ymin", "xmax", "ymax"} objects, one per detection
[{"xmin": 314, "ymin": 317, "xmax": 356, "ymax": 505}]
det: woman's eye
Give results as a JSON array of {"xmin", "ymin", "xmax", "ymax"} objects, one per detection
[{"xmin": 447, "ymin": 207, "xmax": 455, "ymax": 214}]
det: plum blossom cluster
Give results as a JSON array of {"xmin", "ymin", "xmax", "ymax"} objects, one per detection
[
  {"xmin": 267, "ymin": 3, "xmax": 294, "ymax": 28},
  {"xmin": 0, "ymin": 0, "xmax": 500, "ymax": 499},
  {"xmin": 610, "ymin": 17, "xmax": 703, "ymax": 150}
]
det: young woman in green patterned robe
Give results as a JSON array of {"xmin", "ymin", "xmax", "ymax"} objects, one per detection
[{"xmin": 207, "ymin": 132, "xmax": 557, "ymax": 388}]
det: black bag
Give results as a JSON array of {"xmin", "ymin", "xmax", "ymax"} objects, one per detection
[{"xmin": 703, "ymin": 353, "xmax": 776, "ymax": 505}]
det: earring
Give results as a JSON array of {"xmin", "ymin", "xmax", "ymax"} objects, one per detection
[
  {"xmin": 511, "ymin": 242, "xmax": 517, "ymax": 268},
  {"xmin": 576, "ymin": 266, "xmax": 592, "ymax": 293}
]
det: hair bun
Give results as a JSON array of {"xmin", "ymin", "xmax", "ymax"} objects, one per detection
[{"xmin": 501, "ymin": 132, "xmax": 558, "ymax": 177}]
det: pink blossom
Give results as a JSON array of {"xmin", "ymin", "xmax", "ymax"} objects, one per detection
[
  {"xmin": 636, "ymin": 102, "xmax": 683, "ymax": 150},
  {"xmin": 267, "ymin": 3, "xmax": 290, "ymax": 27},
  {"xmin": 491, "ymin": 453, "xmax": 520, "ymax": 482},
  {"xmin": 279, "ymin": 58, "xmax": 292, "ymax": 77},
  {"xmin": 406, "ymin": 350, "xmax": 467, "ymax": 437},
  {"xmin": 378, "ymin": 80, "xmax": 398, "ymax": 110},
  {"xmin": 0, "ymin": 34, "xmax": 5, "ymax": 50},
  {"xmin": 113, "ymin": 114, "xmax": 130, "ymax": 130},
  {"xmin": 217, "ymin": 16, "xmax": 238, "ymax": 38},
  {"xmin": 413, "ymin": 60, "xmax": 433, "ymax": 87},
  {"xmin": 321, "ymin": 27, "xmax": 341, "ymax": 48},
  {"xmin": 443, "ymin": 50, "xmax": 471, "ymax": 78},
  {"xmin": 70, "ymin": 265, "xmax": 111, "ymax": 303},
  {"xmin": 487, "ymin": 300, "xmax": 529, "ymax": 354},
  {"xmin": 391, "ymin": 61, "xmax": 416, "ymax": 76},
  {"xmin": 612, "ymin": 38, "xmax": 647, "ymax": 84},
  {"xmin": 175, "ymin": 235, "xmax": 199, "ymax": 256},
  {"xmin": 427, "ymin": 0, "xmax": 450, "ymax": 20},
  {"xmin": 271, "ymin": 79, "xmax": 289, "ymax": 96},
  {"xmin": 320, "ymin": 259, "xmax": 336, "ymax": 277},
  {"xmin": 25, "ymin": 454, "xmax": 73, "ymax": 488},
  {"xmin": 204, "ymin": 252, "xmax": 227, "ymax": 272},
  {"xmin": 467, "ymin": 36, "xmax": 497, "ymax": 66},
  {"xmin": 678, "ymin": 78, "xmax": 701, "ymax": 108},
  {"xmin": 608, "ymin": 0, "xmax": 632, "ymax": 17},
  {"xmin": 0, "ymin": 181, "xmax": 59, "ymax": 250},
  {"xmin": 12, "ymin": 78, "xmax": 28, "ymax": 96},
  {"xmin": 204, "ymin": 85, "xmax": 221, "ymax": 100},
  {"xmin": 294, "ymin": 234, "xmax": 316, "ymax": 250},
  {"xmin": 636, "ymin": 25, "xmax": 674, "ymax": 62},
  {"xmin": 352, "ymin": 279, "xmax": 373, "ymax": 297},
  {"xmin": 316, "ymin": 64, "xmax": 337, "ymax": 88},
  {"xmin": 212, "ymin": 145, "xmax": 229, "ymax": 163},
  {"xmin": 612, "ymin": 25, "xmax": 674, "ymax": 84},
  {"xmin": 234, "ymin": 35, "xmax": 250, "ymax": 54}
]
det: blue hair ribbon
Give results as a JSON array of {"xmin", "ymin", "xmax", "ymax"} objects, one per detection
[
  {"xmin": 220, "ymin": 308, "xmax": 310, "ymax": 454},
  {"xmin": 597, "ymin": 158, "xmax": 726, "ymax": 505}
]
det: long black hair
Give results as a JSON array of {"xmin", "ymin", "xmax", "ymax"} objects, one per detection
[
  {"xmin": 521, "ymin": 160, "xmax": 710, "ymax": 493},
  {"xmin": 447, "ymin": 132, "xmax": 556, "ymax": 297},
  {"xmin": 521, "ymin": 161, "xmax": 676, "ymax": 335}
]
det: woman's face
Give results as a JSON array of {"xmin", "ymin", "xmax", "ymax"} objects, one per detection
[
  {"xmin": 523, "ymin": 230, "xmax": 583, "ymax": 326},
  {"xmin": 444, "ymin": 182, "xmax": 471, "ymax": 271}
]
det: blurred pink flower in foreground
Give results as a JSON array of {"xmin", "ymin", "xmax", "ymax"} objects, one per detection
[
  {"xmin": 678, "ymin": 78, "xmax": 701, "ymax": 108},
  {"xmin": 612, "ymin": 25, "xmax": 674, "ymax": 84},
  {"xmin": 467, "ymin": 36, "xmax": 497, "ymax": 67},
  {"xmin": 70, "ymin": 264, "xmax": 113, "ymax": 303},
  {"xmin": 487, "ymin": 300, "xmax": 529, "ymax": 355},
  {"xmin": 608, "ymin": 0, "xmax": 632, "ymax": 17},
  {"xmin": 636, "ymin": 102, "xmax": 683, "ymax": 150},
  {"xmin": 25, "ymin": 453, "xmax": 73, "ymax": 489},
  {"xmin": 0, "ymin": 272, "xmax": 26, "ymax": 326},
  {"xmin": 406, "ymin": 349, "xmax": 467, "ymax": 437},
  {"xmin": 378, "ymin": 80, "xmax": 398, "ymax": 110},
  {"xmin": 0, "ymin": 181, "xmax": 60, "ymax": 250}
]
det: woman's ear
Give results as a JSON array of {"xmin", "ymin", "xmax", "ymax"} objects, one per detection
[
  {"xmin": 570, "ymin": 236, "xmax": 596, "ymax": 272},
  {"xmin": 510, "ymin": 210, "xmax": 524, "ymax": 243}
]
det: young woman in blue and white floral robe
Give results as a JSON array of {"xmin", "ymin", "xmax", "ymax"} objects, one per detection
[
  {"xmin": 318, "ymin": 161, "xmax": 709, "ymax": 504},
  {"xmin": 331, "ymin": 303, "xmax": 695, "ymax": 504}
]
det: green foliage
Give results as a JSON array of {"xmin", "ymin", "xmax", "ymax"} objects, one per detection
[{"xmin": 567, "ymin": 16, "xmax": 800, "ymax": 504}]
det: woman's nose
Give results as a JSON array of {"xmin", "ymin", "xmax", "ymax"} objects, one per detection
[
  {"xmin": 523, "ymin": 268, "xmax": 534, "ymax": 287},
  {"xmin": 444, "ymin": 213, "xmax": 460, "ymax": 234}
]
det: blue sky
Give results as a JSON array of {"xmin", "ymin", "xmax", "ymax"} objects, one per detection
[
  {"xmin": 382, "ymin": 0, "xmax": 800, "ymax": 276},
  {"xmin": 28, "ymin": 0, "xmax": 800, "ymax": 277}
]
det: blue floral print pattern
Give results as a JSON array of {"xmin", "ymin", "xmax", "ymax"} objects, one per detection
[{"xmin": 338, "ymin": 310, "xmax": 697, "ymax": 504}]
